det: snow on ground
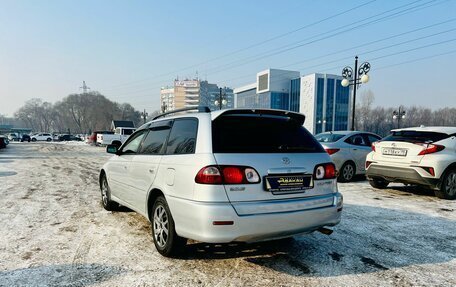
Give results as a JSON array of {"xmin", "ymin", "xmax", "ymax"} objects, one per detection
[{"xmin": 0, "ymin": 143, "xmax": 455, "ymax": 287}]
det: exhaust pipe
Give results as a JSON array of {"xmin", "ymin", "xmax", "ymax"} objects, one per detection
[{"xmin": 317, "ymin": 227, "xmax": 333, "ymax": 235}]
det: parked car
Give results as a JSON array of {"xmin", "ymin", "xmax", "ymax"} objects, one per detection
[
  {"xmin": 21, "ymin": 134, "xmax": 31, "ymax": 142},
  {"xmin": 315, "ymin": 131, "xmax": 382, "ymax": 182},
  {"xmin": 8, "ymin": 133, "xmax": 20, "ymax": 141},
  {"xmin": 97, "ymin": 127, "xmax": 135, "ymax": 147},
  {"xmin": 0, "ymin": 136, "xmax": 7, "ymax": 149},
  {"xmin": 31, "ymin": 133, "xmax": 53, "ymax": 142},
  {"xmin": 86, "ymin": 131, "xmax": 114, "ymax": 145},
  {"xmin": 58, "ymin": 134, "xmax": 83, "ymax": 141},
  {"xmin": 99, "ymin": 108, "xmax": 343, "ymax": 257},
  {"xmin": 366, "ymin": 126, "xmax": 456, "ymax": 199}
]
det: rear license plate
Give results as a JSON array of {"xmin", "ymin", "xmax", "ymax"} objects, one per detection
[
  {"xmin": 382, "ymin": 148, "xmax": 407, "ymax": 156},
  {"xmin": 264, "ymin": 174, "xmax": 313, "ymax": 193}
]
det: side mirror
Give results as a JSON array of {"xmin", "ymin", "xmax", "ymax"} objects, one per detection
[{"xmin": 106, "ymin": 144, "xmax": 118, "ymax": 154}]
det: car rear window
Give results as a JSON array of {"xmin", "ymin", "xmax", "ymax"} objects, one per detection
[
  {"xmin": 315, "ymin": 133, "xmax": 346, "ymax": 143},
  {"xmin": 212, "ymin": 115, "xmax": 324, "ymax": 153},
  {"xmin": 383, "ymin": 131, "xmax": 450, "ymax": 143}
]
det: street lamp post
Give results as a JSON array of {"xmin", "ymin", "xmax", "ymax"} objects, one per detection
[
  {"xmin": 392, "ymin": 106, "xmax": 406, "ymax": 129},
  {"xmin": 161, "ymin": 102, "xmax": 167, "ymax": 114},
  {"xmin": 341, "ymin": 56, "xmax": 371, "ymax": 131},
  {"xmin": 141, "ymin": 109, "xmax": 148, "ymax": 124},
  {"xmin": 214, "ymin": 87, "xmax": 227, "ymax": 110}
]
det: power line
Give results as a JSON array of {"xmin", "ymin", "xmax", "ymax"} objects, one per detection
[
  {"xmin": 104, "ymin": 0, "xmax": 452, "ymax": 103},
  {"xmin": 116, "ymin": 0, "xmax": 441, "ymax": 95},
  {"xmin": 215, "ymin": 18, "xmax": 456, "ymax": 85},
  {"xmin": 200, "ymin": 0, "xmax": 445, "ymax": 76},
  {"xmin": 287, "ymin": 27, "xmax": 456, "ymax": 73},
  {"xmin": 375, "ymin": 48, "xmax": 456, "ymax": 70},
  {"xmin": 103, "ymin": 0, "xmax": 378, "ymax": 91}
]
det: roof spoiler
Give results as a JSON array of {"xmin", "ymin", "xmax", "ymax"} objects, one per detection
[{"xmin": 215, "ymin": 109, "xmax": 305, "ymax": 125}]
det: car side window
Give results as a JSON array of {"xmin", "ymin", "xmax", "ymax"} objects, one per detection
[
  {"xmin": 366, "ymin": 134, "xmax": 381, "ymax": 145},
  {"xmin": 123, "ymin": 129, "xmax": 134, "ymax": 136},
  {"xmin": 345, "ymin": 134, "xmax": 368, "ymax": 146},
  {"xmin": 140, "ymin": 128, "xmax": 171, "ymax": 155},
  {"xmin": 121, "ymin": 131, "xmax": 147, "ymax": 154},
  {"xmin": 166, "ymin": 118, "xmax": 198, "ymax": 155}
]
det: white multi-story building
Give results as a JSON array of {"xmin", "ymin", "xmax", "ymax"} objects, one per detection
[
  {"xmin": 160, "ymin": 79, "xmax": 234, "ymax": 112},
  {"xmin": 299, "ymin": 73, "xmax": 352, "ymax": 134},
  {"xmin": 234, "ymin": 69, "xmax": 352, "ymax": 134},
  {"xmin": 160, "ymin": 87, "xmax": 175, "ymax": 112}
]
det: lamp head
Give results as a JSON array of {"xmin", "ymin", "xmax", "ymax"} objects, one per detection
[{"xmin": 341, "ymin": 78, "xmax": 350, "ymax": 87}]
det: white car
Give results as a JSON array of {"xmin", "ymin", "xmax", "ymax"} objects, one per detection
[
  {"xmin": 31, "ymin": 133, "xmax": 53, "ymax": 142},
  {"xmin": 97, "ymin": 127, "xmax": 135, "ymax": 147},
  {"xmin": 100, "ymin": 108, "xmax": 343, "ymax": 257},
  {"xmin": 366, "ymin": 126, "xmax": 456, "ymax": 199},
  {"xmin": 316, "ymin": 131, "xmax": 381, "ymax": 182}
]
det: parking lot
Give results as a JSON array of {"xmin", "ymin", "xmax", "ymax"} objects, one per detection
[{"xmin": 0, "ymin": 142, "xmax": 455, "ymax": 287}]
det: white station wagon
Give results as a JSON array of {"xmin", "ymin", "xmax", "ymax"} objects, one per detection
[{"xmin": 100, "ymin": 108, "xmax": 343, "ymax": 257}]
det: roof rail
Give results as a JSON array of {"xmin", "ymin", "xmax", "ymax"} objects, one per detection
[{"xmin": 152, "ymin": 106, "xmax": 211, "ymax": 120}]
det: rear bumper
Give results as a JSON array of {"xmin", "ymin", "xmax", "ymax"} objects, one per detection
[
  {"xmin": 167, "ymin": 193, "xmax": 343, "ymax": 243},
  {"xmin": 366, "ymin": 165, "xmax": 439, "ymax": 188}
]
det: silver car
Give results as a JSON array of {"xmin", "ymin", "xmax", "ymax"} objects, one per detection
[
  {"xmin": 315, "ymin": 131, "xmax": 381, "ymax": 182},
  {"xmin": 100, "ymin": 108, "xmax": 343, "ymax": 257}
]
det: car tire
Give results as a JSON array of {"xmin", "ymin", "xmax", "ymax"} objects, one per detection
[
  {"xmin": 151, "ymin": 196, "xmax": 187, "ymax": 257},
  {"xmin": 338, "ymin": 161, "xmax": 356, "ymax": 182},
  {"xmin": 368, "ymin": 178, "xmax": 389, "ymax": 189},
  {"xmin": 46, "ymin": 138, "xmax": 52, "ymax": 142},
  {"xmin": 435, "ymin": 169, "xmax": 456, "ymax": 200},
  {"xmin": 100, "ymin": 174, "xmax": 119, "ymax": 211},
  {"xmin": 31, "ymin": 138, "xmax": 37, "ymax": 142}
]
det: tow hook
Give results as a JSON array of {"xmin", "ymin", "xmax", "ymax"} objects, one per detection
[{"xmin": 317, "ymin": 227, "xmax": 333, "ymax": 235}]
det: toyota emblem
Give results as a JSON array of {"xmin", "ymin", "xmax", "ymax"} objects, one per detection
[{"xmin": 282, "ymin": 157, "xmax": 291, "ymax": 165}]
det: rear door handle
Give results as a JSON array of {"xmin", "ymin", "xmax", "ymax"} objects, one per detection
[{"xmin": 149, "ymin": 169, "xmax": 154, "ymax": 174}]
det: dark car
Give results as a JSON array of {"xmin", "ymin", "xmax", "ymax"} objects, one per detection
[
  {"xmin": 59, "ymin": 134, "xmax": 83, "ymax": 141},
  {"xmin": 0, "ymin": 136, "xmax": 7, "ymax": 149},
  {"xmin": 21, "ymin": 134, "xmax": 31, "ymax": 142}
]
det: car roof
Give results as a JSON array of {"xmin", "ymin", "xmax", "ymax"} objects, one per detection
[
  {"xmin": 391, "ymin": 126, "xmax": 456, "ymax": 135},
  {"xmin": 316, "ymin": 131, "xmax": 378, "ymax": 136},
  {"xmin": 141, "ymin": 108, "xmax": 305, "ymax": 129}
]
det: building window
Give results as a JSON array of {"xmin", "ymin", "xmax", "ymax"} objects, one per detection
[
  {"xmin": 270, "ymin": 92, "xmax": 289, "ymax": 110},
  {"xmin": 258, "ymin": 74, "xmax": 269, "ymax": 92},
  {"xmin": 315, "ymin": 78, "xmax": 324, "ymax": 134},
  {"xmin": 325, "ymin": 78, "xmax": 335, "ymax": 131},
  {"xmin": 335, "ymin": 79, "xmax": 350, "ymax": 131},
  {"xmin": 290, "ymin": 78, "xmax": 300, "ymax": 112}
]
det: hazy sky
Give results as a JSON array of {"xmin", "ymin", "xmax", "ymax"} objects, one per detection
[{"xmin": 1, "ymin": 0, "xmax": 456, "ymax": 116}]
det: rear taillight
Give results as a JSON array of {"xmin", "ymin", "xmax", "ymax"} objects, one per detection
[
  {"xmin": 195, "ymin": 165, "xmax": 260, "ymax": 185},
  {"xmin": 325, "ymin": 148, "xmax": 340, "ymax": 155},
  {"xmin": 222, "ymin": 167, "xmax": 244, "ymax": 184},
  {"xmin": 417, "ymin": 144, "xmax": 445, "ymax": 155},
  {"xmin": 314, "ymin": 163, "xmax": 336, "ymax": 180},
  {"xmin": 195, "ymin": 166, "xmax": 222, "ymax": 184},
  {"xmin": 371, "ymin": 142, "xmax": 378, "ymax": 152}
]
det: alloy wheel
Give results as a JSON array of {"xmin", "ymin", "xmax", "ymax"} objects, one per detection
[
  {"xmin": 154, "ymin": 205, "xmax": 169, "ymax": 248},
  {"xmin": 445, "ymin": 171, "xmax": 456, "ymax": 196},
  {"xmin": 343, "ymin": 164, "xmax": 355, "ymax": 181},
  {"xmin": 101, "ymin": 178, "xmax": 109, "ymax": 206}
]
